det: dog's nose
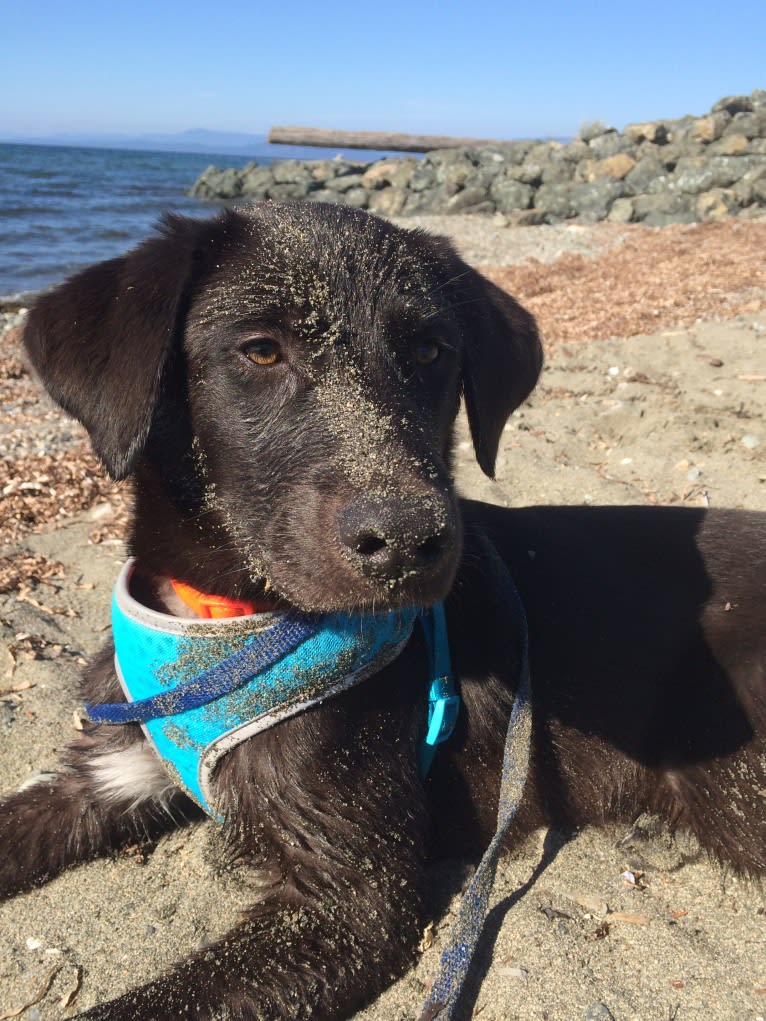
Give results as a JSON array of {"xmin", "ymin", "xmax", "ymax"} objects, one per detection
[{"xmin": 337, "ymin": 496, "xmax": 453, "ymax": 582}]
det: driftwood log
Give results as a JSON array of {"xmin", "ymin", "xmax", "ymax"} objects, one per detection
[{"xmin": 267, "ymin": 126, "xmax": 507, "ymax": 152}]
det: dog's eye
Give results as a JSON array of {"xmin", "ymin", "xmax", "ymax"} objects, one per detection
[
  {"xmin": 242, "ymin": 339, "xmax": 282, "ymax": 367},
  {"xmin": 414, "ymin": 339, "xmax": 441, "ymax": 366}
]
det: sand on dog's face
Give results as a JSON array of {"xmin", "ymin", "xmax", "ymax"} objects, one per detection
[{"xmin": 182, "ymin": 205, "xmax": 464, "ymax": 612}]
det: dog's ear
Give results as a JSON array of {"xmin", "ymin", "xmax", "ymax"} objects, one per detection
[
  {"xmin": 22, "ymin": 214, "xmax": 209, "ymax": 480},
  {"xmin": 460, "ymin": 271, "xmax": 543, "ymax": 478}
]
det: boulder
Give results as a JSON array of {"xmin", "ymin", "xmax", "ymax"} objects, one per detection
[
  {"xmin": 360, "ymin": 157, "xmax": 418, "ymax": 189},
  {"xmin": 696, "ymin": 188, "xmax": 738, "ymax": 220},
  {"xmin": 489, "ymin": 178, "xmax": 534, "ymax": 212},
  {"xmin": 633, "ymin": 191, "xmax": 697, "ymax": 226},
  {"xmin": 607, "ymin": 196, "xmax": 635, "ymax": 223},
  {"xmin": 691, "ymin": 113, "xmax": 730, "ymax": 143},
  {"xmin": 367, "ymin": 187, "xmax": 408, "ymax": 216},
  {"xmin": 571, "ymin": 178, "xmax": 625, "ymax": 221},
  {"xmin": 592, "ymin": 153, "xmax": 637, "ymax": 180},
  {"xmin": 712, "ymin": 95, "xmax": 754, "ymax": 116},
  {"xmin": 534, "ymin": 181, "xmax": 577, "ymax": 221},
  {"xmin": 624, "ymin": 121, "xmax": 670, "ymax": 145},
  {"xmin": 240, "ymin": 165, "xmax": 274, "ymax": 196}
]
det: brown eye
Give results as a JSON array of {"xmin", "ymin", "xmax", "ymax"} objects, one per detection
[
  {"xmin": 414, "ymin": 339, "xmax": 441, "ymax": 366},
  {"xmin": 243, "ymin": 339, "xmax": 282, "ymax": 367}
]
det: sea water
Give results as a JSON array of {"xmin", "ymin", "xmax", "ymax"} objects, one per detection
[{"xmin": 0, "ymin": 141, "xmax": 397, "ymax": 301}]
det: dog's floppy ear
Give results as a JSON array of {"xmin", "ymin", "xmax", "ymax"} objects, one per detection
[
  {"xmin": 460, "ymin": 271, "xmax": 543, "ymax": 478},
  {"xmin": 23, "ymin": 214, "xmax": 208, "ymax": 480}
]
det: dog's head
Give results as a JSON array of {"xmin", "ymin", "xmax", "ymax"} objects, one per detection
[{"xmin": 24, "ymin": 204, "xmax": 541, "ymax": 612}]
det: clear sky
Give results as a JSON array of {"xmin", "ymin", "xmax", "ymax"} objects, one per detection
[{"xmin": 3, "ymin": 0, "xmax": 765, "ymax": 141}]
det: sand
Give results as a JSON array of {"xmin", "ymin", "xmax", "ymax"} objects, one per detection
[{"xmin": 0, "ymin": 216, "xmax": 764, "ymax": 1020}]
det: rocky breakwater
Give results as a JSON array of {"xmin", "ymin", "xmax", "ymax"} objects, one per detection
[{"xmin": 191, "ymin": 91, "xmax": 766, "ymax": 226}]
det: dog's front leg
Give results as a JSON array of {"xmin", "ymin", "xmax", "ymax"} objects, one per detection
[
  {"xmin": 0, "ymin": 721, "xmax": 191, "ymax": 896},
  {"xmin": 75, "ymin": 701, "xmax": 428, "ymax": 1020}
]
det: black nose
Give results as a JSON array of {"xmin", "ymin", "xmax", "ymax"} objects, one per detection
[{"xmin": 336, "ymin": 495, "xmax": 453, "ymax": 582}]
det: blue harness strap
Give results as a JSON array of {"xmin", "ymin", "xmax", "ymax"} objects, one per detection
[{"xmin": 87, "ymin": 613, "xmax": 318, "ymax": 724}]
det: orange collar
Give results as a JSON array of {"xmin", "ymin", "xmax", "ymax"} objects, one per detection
[{"xmin": 171, "ymin": 578, "xmax": 273, "ymax": 619}]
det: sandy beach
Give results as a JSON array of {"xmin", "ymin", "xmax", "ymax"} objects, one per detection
[{"xmin": 0, "ymin": 214, "xmax": 764, "ymax": 1020}]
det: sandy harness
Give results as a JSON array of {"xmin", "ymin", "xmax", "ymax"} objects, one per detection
[
  {"xmin": 86, "ymin": 552, "xmax": 531, "ymax": 1021},
  {"xmin": 87, "ymin": 560, "xmax": 460, "ymax": 819}
]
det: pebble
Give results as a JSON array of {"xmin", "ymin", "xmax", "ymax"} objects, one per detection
[
  {"xmin": 499, "ymin": 966, "xmax": 528, "ymax": 980},
  {"xmin": 585, "ymin": 1005, "xmax": 617, "ymax": 1021},
  {"xmin": 741, "ymin": 434, "xmax": 761, "ymax": 449}
]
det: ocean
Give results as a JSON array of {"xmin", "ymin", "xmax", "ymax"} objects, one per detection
[{"xmin": 0, "ymin": 141, "xmax": 401, "ymax": 302}]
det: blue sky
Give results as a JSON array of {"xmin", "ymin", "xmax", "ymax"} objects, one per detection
[{"xmin": 3, "ymin": 0, "xmax": 765, "ymax": 141}]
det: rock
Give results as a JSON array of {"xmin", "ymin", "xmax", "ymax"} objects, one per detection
[
  {"xmin": 360, "ymin": 157, "xmax": 418, "ymax": 190},
  {"xmin": 712, "ymin": 94, "xmax": 754, "ymax": 116},
  {"xmin": 434, "ymin": 153, "xmax": 478, "ymax": 189},
  {"xmin": 633, "ymin": 191, "xmax": 697, "ymax": 226},
  {"xmin": 367, "ymin": 187, "xmax": 407, "ymax": 216},
  {"xmin": 309, "ymin": 160, "xmax": 347, "ymax": 183},
  {"xmin": 541, "ymin": 158, "xmax": 576, "ymax": 184},
  {"xmin": 673, "ymin": 156, "xmax": 721, "ymax": 194},
  {"xmin": 625, "ymin": 121, "xmax": 670, "ymax": 145},
  {"xmin": 585, "ymin": 1005, "xmax": 616, "ymax": 1021},
  {"xmin": 271, "ymin": 159, "xmax": 313, "ymax": 185},
  {"xmin": 444, "ymin": 185, "xmax": 491, "ymax": 213},
  {"xmin": 592, "ymin": 153, "xmax": 636, "ymax": 180},
  {"xmin": 507, "ymin": 161, "xmax": 544, "ymax": 186},
  {"xmin": 608, "ymin": 196, "xmax": 635, "ymax": 223},
  {"xmin": 588, "ymin": 132, "xmax": 632, "ymax": 158},
  {"xmin": 671, "ymin": 154, "xmax": 761, "ymax": 195},
  {"xmin": 489, "ymin": 178, "xmax": 534, "ymax": 212},
  {"xmin": 344, "ymin": 187, "xmax": 370, "ymax": 209},
  {"xmin": 534, "ymin": 181, "xmax": 577, "ymax": 221},
  {"xmin": 210, "ymin": 167, "xmax": 241, "ymax": 198},
  {"xmin": 494, "ymin": 140, "xmax": 536, "ymax": 165},
  {"xmin": 571, "ymin": 178, "xmax": 625, "ymax": 221},
  {"xmin": 732, "ymin": 164, "xmax": 766, "ymax": 206},
  {"xmin": 579, "ymin": 120, "xmax": 616, "ymax": 143},
  {"xmin": 711, "ymin": 133, "xmax": 750, "ymax": 156},
  {"xmin": 691, "ymin": 112, "xmax": 730, "ymax": 143},
  {"xmin": 751, "ymin": 170, "xmax": 766, "ymax": 204},
  {"xmin": 507, "ymin": 208, "xmax": 548, "ymax": 226},
  {"xmin": 696, "ymin": 188, "xmax": 738, "ymax": 220},
  {"xmin": 190, "ymin": 165, "xmax": 240, "ymax": 200},
  {"xmin": 268, "ymin": 181, "xmax": 310, "ymax": 201},
  {"xmin": 240, "ymin": 164, "xmax": 274, "ymax": 197},
  {"xmin": 307, "ymin": 188, "xmax": 340, "ymax": 205},
  {"xmin": 323, "ymin": 172, "xmax": 367, "ymax": 193},
  {"xmin": 727, "ymin": 108, "xmax": 766, "ymax": 139},
  {"xmin": 624, "ymin": 155, "xmax": 667, "ymax": 194}
]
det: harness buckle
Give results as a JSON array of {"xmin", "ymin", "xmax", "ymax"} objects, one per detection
[{"xmin": 425, "ymin": 682, "xmax": 461, "ymax": 747}]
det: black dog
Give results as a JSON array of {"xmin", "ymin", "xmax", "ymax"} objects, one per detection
[{"xmin": 2, "ymin": 203, "xmax": 764, "ymax": 1020}]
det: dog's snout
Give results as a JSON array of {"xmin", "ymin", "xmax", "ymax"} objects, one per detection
[{"xmin": 337, "ymin": 496, "xmax": 453, "ymax": 582}]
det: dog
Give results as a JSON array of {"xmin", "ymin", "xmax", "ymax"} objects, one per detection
[{"xmin": 1, "ymin": 202, "xmax": 764, "ymax": 1020}]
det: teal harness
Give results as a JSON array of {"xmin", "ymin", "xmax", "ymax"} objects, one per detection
[
  {"xmin": 87, "ymin": 561, "xmax": 460, "ymax": 819},
  {"xmin": 88, "ymin": 552, "xmax": 532, "ymax": 1021}
]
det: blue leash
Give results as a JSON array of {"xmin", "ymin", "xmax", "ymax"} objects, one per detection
[{"xmin": 418, "ymin": 555, "xmax": 532, "ymax": 1021}]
